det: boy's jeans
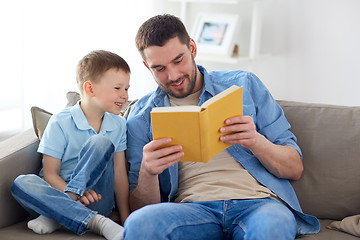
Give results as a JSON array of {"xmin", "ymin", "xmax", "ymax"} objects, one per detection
[
  {"xmin": 11, "ymin": 135, "xmax": 115, "ymax": 235},
  {"xmin": 124, "ymin": 198, "xmax": 297, "ymax": 240}
]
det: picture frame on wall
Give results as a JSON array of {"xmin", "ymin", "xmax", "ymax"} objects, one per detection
[{"xmin": 192, "ymin": 13, "xmax": 240, "ymax": 57}]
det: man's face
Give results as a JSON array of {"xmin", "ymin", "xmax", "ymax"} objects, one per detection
[{"xmin": 143, "ymin": 37, "xmax": 200, "ymax": 98}]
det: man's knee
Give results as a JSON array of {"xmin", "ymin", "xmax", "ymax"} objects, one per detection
[
  {"xmin": 242, "ymin": 201, "xmax": 297, "ymax": 240},
  {"xmin": 124, "ymin": 205, "xmax": 159, "ymax": 239},
  {"xmin": 124, "ymin": 204, "xmax": 173, "ymax": 239}
]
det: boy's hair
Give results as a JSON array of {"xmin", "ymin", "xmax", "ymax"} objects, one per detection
[
  {"xmin": 135, "ymin": 14, "xmax": 190, "ymax": 60},
  {"xmin": 76, "ymin": 50, "xmax": 130, "ymax": 93}
]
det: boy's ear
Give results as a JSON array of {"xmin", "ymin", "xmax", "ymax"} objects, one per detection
[{"xmin": 84, "ymin": 81, "xmax": 95, "ymax": 97}]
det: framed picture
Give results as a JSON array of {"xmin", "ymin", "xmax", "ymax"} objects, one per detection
[{"xmin": 192, "ymin": 13, "xmax": 240, "ymax": 57}]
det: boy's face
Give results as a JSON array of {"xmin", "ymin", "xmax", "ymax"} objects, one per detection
[
  {"xmin": 91, "ymin": 68, "xmax": 130, "ymax": 115},
  {"xmin": 143, "ymin": 37, "xmax": 200, "ymax": 98}
]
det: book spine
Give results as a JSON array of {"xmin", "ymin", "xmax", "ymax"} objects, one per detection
[{"xmin": 199, "ymin": 109, "xmax": 211, "ymax": 163}]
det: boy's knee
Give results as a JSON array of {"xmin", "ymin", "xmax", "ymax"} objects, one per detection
[
  {"xmin": 11, "ymin": 174, "xmax": 39, "ymax": 195},
  {"xmin": 12, "ymin": 174, "xmax": 38, "ymax": 188},
  {"xmin": 85, "ymin": 135, "xmax": 114, "ymax": 153}
]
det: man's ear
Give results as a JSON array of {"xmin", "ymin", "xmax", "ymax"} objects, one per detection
[
  {"xmin": 189, "ymin": 38, "xmax": 197, "ymax": 58},
  {"xmin": 143, "ymin": 60, "xmax": 150, "ymax": 70},
  {"xmin": 84, "ymin": 81, "xmax": 95, "ymax": 97}
]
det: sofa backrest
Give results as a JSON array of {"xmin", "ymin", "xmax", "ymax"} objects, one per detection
[
  {"xmin": 278, "ymin": 100, "xmax": 360, "ymax": 220},
  {"xmin": 29, "ymin": 98, "xmax": 360, "ymax": 221},
  {"xmin": 0, "ymin": 129, "xmax": 41, "ymax": 228}
]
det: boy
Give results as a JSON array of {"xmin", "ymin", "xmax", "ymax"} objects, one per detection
[{"xmin": 11, "ymin": 50, "xmax": 130, "ymax": 240}]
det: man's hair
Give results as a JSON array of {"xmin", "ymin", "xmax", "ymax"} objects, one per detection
[
  {"xmin": 76, "ymin": 50, "xmax": 130, "ymax": 93},
  {"xmin": 135, "ymin": 14, "xmax": 190, "ymax": 59}
]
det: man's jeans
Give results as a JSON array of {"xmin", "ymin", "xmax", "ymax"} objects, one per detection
[
  {"xmin": 124, "ymin": 198, "xmax": 297, "ymax": 240},
  {"xmin": 11, "ymin": 135, "xmax": 115, "ymax": 235}
]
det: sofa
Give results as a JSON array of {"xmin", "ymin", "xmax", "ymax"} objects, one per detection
[{"xmin": 0, "ymin": 100, "xmax": 359, "ymax": 240}]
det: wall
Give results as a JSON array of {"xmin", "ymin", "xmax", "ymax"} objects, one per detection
[
  {"xmin": 1, "ymin": 0, "xmax": 359, "ymax": 135},
  {"xmin": 162, "ymin": 0, "xmax": 360, "ymax": 106},
  {"xmin": 0, "ymin": 0, "xmax": 157, "ymax": 132}
]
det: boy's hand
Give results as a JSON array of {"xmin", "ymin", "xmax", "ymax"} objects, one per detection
[{"xmin": 77, "ymin": 189, "xmax": 101, "ymax": 206}]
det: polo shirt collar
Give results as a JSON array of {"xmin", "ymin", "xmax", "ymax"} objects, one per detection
[{"xmin": 70, "ymin": 101, "xmax": 117, "ymax": 133}]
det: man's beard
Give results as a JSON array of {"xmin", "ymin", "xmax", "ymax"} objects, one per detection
[{"xmin": 163, "ymin": 60, "xmax": 198, "ymax": 99}]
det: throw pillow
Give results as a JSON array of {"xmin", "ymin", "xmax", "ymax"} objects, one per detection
[
  {"xmin": 66, "ymin": 91, "xmax": 80, "ymax": 107},
  {"xmin": 30, "ymin": 106, "xmax": 52, "ymax": 140},
  {"xmin": 327, "ymin": 215, "xmax": 360, "ymax": 237}
]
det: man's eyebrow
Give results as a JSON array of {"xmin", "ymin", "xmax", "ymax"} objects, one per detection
[
  {"xmin": 171, "ymin": 53, "xmax": 184, "ymax": 62},
  {"xmin": 150, "ymin": 53, "xmax": 185, "ymax": 69}
]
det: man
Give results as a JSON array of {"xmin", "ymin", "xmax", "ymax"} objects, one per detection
[{"xmin": 124, "ymin": 14, "xmax": 319, "ymax": 239}]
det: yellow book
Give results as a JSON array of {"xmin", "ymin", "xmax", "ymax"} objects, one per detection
[{"xmin": 150, "ymin": 85, "xmax": 243, "ymax": 163}]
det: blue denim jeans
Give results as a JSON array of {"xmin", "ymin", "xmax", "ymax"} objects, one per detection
[
  {"xmin": 11, "ymin": 135, "xmax": 115, "ymax": 235},
  {"xmin": 124, "ymin": 198, "xmax": 297, "ymax": 240}
]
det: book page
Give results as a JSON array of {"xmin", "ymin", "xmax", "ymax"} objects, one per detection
[
  {"xmin": 200, "ymin": 85, "xmax": 243, "ymax": 161},
  {"xmin": 151, "ymin": 105, "xmax": 201, "ymax": 113},
  {"xmin": 200, "ymin": 85, "xmax": 240, "ymax": 109}
]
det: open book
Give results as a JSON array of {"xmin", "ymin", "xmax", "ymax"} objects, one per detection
[{"xmin": 151, "ymin": 85, "xmax": 243, "ymax": 163}]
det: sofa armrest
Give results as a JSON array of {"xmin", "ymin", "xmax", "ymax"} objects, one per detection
[{"xmin": 0, "ymin": 129, "xmax": 42, "ymax": 228}]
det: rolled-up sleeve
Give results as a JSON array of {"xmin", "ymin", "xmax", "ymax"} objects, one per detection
[
  {"xmin": 126, "ymin": 106, "xmax": 152, "ymax": 192},
  {"xmin": 247, "ymin": 72, "xmax": 302, "ymax": 159}
]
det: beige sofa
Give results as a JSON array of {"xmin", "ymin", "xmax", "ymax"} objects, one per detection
[{"xmin": 0, "ymin": 100, "xmax": 359, "ymax": 239}]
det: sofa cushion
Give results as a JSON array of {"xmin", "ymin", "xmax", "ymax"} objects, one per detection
[
  {"xmin": 30, "ymin": 106, "xmax": 52, "ymax": 140},
  {"xmin": 66, "ymin": 91, "xmax": 80, "ymax": 108},
  {"xmin": 327, "ymin": 214, "xmax": 360, "ymax": 237},
  {"xmin": 278, "ymin": 100, "xmax": 360, "ymax": 220},
  {"xmin": 0, "ymin": 221, "xmax": 104, "ymax": 239},
  {"xmin": 297, "ymin": 219, "xmax": 359, "ymax": 240}
]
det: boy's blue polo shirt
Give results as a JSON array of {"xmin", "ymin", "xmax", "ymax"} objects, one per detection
[{"xmin": 38, "ymin": 101, "xmax": 127, "ymax": 182}]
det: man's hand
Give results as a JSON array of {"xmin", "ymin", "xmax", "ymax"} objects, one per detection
[
  {"xmin": 77, "ymin": 189, "xmax": 101, "ymax": 206},
  {"xmin": 129, "ymin": 138, "xmax": 184, "ymax": 211},
  {"xmin": 141, "ymin": 138, "xmax": 184, "ymax": 176},
  {"xmin": 219, "ymin": 115, "xmax": 258, "ymax": 148},
  {"xmin": 219, "ymin": 115, "xmax": 303, "ymax": 180}
]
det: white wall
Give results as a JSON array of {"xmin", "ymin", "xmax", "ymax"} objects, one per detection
[
  {"xmin": 163, "ymin": 0, "xmax": 360, "ymax": 106},
  {"xmin": 1, "ymin": 0, "xmax": 359, "ymax": 135},
  {"xmin": 0, "ymin": 0, "xmax": 157, "ymax": 132}
]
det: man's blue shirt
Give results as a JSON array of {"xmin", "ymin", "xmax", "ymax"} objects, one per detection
[{"xmin": 126, "ymin": 65, "xmax": 319, "ymax": 235}]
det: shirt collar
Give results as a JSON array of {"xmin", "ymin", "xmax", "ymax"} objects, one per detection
[
  {"xmin": 198, "ymin": 65, "xmax": 216, "ymax": 105},
  {"xmin": 70, "ymin": 101, "xmax": 117, "ymax": 133}
]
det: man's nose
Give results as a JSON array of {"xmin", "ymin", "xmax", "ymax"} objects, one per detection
[{"xmin": 168, "ymin": 67, "xmax": 181, "ymax": 81}]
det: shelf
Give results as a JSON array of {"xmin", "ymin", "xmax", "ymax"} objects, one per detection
[
  {"xmin": 196, "ymin": 54, "xmax": 271, "ymax": 65},
  {"xmin": 170, "ymin": 0, "xmax": 265, "ymax": 65}
]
